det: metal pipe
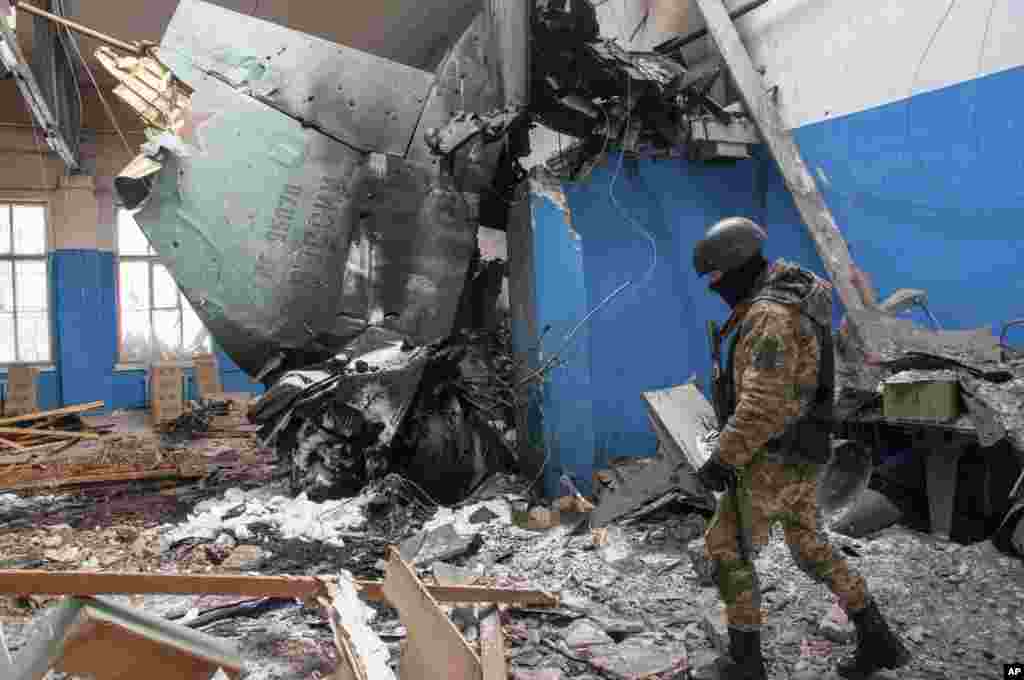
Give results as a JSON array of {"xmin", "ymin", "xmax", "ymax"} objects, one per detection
[
  {"xmin": 654, "ymin": 0, "xmax": 772, "ymax": 55},
  {"xmin": 16, "ymin": 2, "xmax": 142, "ymax": 55}
]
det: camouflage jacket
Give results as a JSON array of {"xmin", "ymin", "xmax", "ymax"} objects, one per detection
[{"xmin": 717, "ymin": 260, "xmax": 835, "ymax": 468}]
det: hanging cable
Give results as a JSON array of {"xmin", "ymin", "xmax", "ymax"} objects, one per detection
[
  {"xmin": 904, "ymin": 0, "xmax": 958, "ymax": 144},
  {"xmin": 59, "ymin": 13, "xmax": 132, "ymax": 155},
  {"xmin": 517, "ymin": 72, "xmax": 659, "ymax": 387}
]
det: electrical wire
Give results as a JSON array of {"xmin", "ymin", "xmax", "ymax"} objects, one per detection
[
  {"xmin": 517, "ymin": 73, "xmax": 659, "ymax": 387},
  {"xmin": 904, "ymin": 0, "xmax": 958, "ymax": 144},
  {"xmin": 971, "ymin": 0, "xmax": 998, "ymax": 156},
  {"xmin": 59, "ymin": 5, "xmax": 132, "ymax": 154}
]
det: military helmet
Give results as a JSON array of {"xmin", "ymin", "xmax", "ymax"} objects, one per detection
[{"xmin": 693, "ymin": 217, "xmax": 768, "ymax": 277}]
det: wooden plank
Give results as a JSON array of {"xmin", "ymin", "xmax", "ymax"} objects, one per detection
[
  {"xmin": 0, "ymin": 427, "xmax": 98, "ymax": 440},
  {"xmin": 692, "ymin": 0, "xmax": 862, "ymax": 317},
  {"xmin": 479, "ymin": 606, "xmax": 507, "ymax": 680},
  {"xmin": 0, "ymin": 571, "xmax": 330, "ymax": 599},
  {"xmin": 0, "ymin": 401, "xmax": 105, "ymax": 426},
  {"xmin": 381, "ymin": 548, "xmax": 481, "ymax": 680},
  {"xmin": 357, "ymin": 582, "xmax": 558, "ymax": 608},
  {"xmin": 0, "ymin": 570, "xmax": 559, "ymax": 609},
  {"xmin": 0, "ymin": 441, "xmax": 79, "ymax": 462},
  {"xmin": 0, "ymin": 467, "xmax": 205, "ymax": 492}
]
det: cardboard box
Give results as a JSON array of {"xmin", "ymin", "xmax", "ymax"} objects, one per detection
[
  {"xmin": 192, "ymin": 353, "xmax": 222, "ymax": 398},
  {"xmin": 883, "ymin": 371, "xmax": 960, "ymax": 422},
  {"xmin": 5, "ymin": 366, "xmax": 39, "ymax": 416},
  {"xmin": 150, "ymin": 364, "xmax": 184, "ymax": 423}
]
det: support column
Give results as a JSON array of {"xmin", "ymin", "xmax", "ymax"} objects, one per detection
[
  {"xmin": 51, "ymin": 174, "xmax": 116, "ymax": 410},
  {"xmin": 511, "ymin": 169, "xmax": 596, "ymax": 498}
]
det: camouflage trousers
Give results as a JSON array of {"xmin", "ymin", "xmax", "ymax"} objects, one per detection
[{"xmin": 704, "ymin": 457, "xmax": 868, "ymax": 630}]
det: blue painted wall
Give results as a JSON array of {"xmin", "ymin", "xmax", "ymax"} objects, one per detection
[
  {"xmin": 51, "ymin": 250, "xmax": 117, "ymax": 410},
  {"xmin": 791, "ymin": 65, "xmax": 1024, "ymax": 335},
  {"xmin": 3, "ymin": 249, "xmax": 264, "ymax": 416},
  {"xmin": 529, "ymin": 188, "xmax": 597, "ymax": 497},
  {"xmin": 530, "ymin": 68, "xmax": 1024, "ymax": 484}
]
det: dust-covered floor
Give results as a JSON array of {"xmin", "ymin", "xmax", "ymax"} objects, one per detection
[{"xmin": 1, "ymin": 439, "xmax": 1022, "ymax": 679}]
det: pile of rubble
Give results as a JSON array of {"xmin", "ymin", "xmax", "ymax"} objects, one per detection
[
  {"xmin": 2, "ymin": 464, "xmax": 1020, "ymax": 679},
  {"xmin": 250, "ymin": 325, "xmax": 520, "ymax": 506}
]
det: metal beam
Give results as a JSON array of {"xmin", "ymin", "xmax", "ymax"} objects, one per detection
[
  {"xmin": 692, "ymin": 0, "xmax": 862, "ymax": 314},
  {"xmin": 0, "ymin": 8, "xmax": 78, "ymax": 169}
]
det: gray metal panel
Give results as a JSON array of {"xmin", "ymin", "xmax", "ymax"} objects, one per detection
[
  {"xmin": 336, "ymin": 156, "xmax": 479, "ymax": 346},
  {"xmin": 408, "ymin": 12, "xmax": 505, "ymax": 175},
  {"xmin": 160, "ymin": 0, "xmax": 436, "ymax": 156},
  {"xmin": 128, "ymin": 52, "xmax": 368, "ymax": 377},
  {"xmin": 0, "ymin": 12, "xmax": 78, "ymax": 168}
]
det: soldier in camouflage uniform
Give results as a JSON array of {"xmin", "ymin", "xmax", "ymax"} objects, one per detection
[{"xmin": 692, "ymin": 218, "xmax": 910, "ymax": 680}]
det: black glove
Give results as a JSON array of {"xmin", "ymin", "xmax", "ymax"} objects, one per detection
[{"xmin": 697, "ymin": 453, "xmax": 736, "ymax": 493}]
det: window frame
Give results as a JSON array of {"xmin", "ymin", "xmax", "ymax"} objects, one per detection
[
  {"xmin": 115, "ymin": 209, "xmax": 211, "ymax": 368},
  {"xmin": 0, "ymin": 201, "xmax": 53, "ymax": 367}
]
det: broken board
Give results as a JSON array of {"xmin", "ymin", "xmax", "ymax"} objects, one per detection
[
  {"xmin": 381, "ymin": 549, "xmax": 481, "ymax": 680},
  {"xmin": 11, "ymin": 596, "xmax": 242, "ymax": 680}
]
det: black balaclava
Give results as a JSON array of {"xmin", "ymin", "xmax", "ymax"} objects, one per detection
[{"xmin": 710, "ymin": 253, "xmax": 768, "ymax": 308}]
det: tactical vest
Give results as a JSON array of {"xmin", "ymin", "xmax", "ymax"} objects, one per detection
[{"xmin": 720, "ymin": 291, "xmax": 835, "ymax": 465}]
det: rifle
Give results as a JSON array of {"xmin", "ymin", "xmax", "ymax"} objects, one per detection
[{"xmin": 705, "ymin": 319, "xmax": 754, "ymax": 563}]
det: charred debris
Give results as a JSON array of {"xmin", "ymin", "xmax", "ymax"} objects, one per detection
[{"xmin": 246, "ymin": 253, "xmax": 521, "ymax": 507}]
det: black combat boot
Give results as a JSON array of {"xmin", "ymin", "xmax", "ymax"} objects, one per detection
[
  {"xmin": 836, "ymin": 598, "xmax": 911, "ymax": 678},
  {"xmin": 694, "ymin": 628, "xmax": 766, "ymax": 680},
  {"xmin": 727, "ymin": 627, "xmax": 767, "ymax": 680}
]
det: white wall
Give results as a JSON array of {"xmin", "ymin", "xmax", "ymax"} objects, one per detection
[{"xmin": 527, "ymin": 0, "xmax": 1024, "ymax": 164}]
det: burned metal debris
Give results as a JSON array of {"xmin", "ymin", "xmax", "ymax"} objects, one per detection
[{"xmin": 249, "ymin": 321, "xmax": 519, "ymax": 505}]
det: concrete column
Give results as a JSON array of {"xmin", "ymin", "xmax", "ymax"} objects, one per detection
[
  {"xmin": 50, "ymin": 173, "xmax": 117, "ymax": 410},
  {"xmin": 512, "ymin": 168, "xmax": 598, "ymax": 497}
]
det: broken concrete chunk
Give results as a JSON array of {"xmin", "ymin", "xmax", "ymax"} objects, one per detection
[
  {"xmin": 562, "ymin": 619, "xmax": 614, "ymax": 649},
  {"xmin": 831, "ymin": 488, "xmax": 903, "ymax": 538},
  {"xmin": 817, "ymin": 608, "xmax": 855, "ymax": 644},
  {"xmin": 399, "ymin": 524, "xmax": 482, "ymax": 566},
  {"xmin": 512, "ymin": 669, "xmax": 564, "ymax": 680},
  {"xmin": 588, "ymin": 636, "xmax": 689, "ymax": 679},
  {"xmin": 432, "ymin": 562, "xmax": 479, "ymax": 587},
  {"xmin": 687, "ymin": 538, "xmax": 716, "ymax": 587},
  {"xmin": 469, "ymin": 506, "xmax": 500, "ymax": 524},
  {"xmin": 701, "ymin": 602, "xmax": 729, "ymax": 655},
  {"xmin": 597, "ymin": 527, "xmax": 632, "ymax": 565}
]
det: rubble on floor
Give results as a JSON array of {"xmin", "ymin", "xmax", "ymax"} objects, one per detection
[{"xmin": 1, "ymin": 450, "xmax": 1021, "ymax": 679}]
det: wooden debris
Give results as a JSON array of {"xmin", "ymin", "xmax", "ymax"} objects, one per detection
[
  {"xmin": 358, "ymin": 582, "xmax": 559, "ymax": 608},
  {"xmin": 0, "ymin": 465, "xmax": 205, "ymax": 492},
  {"xmin": 193, "ymin": 353, "xmax": 223, "ymax": 399},
  {"xmin": 0, "ymin": 426, "xmax": 99, "ymax": 440},
  {"xmin": 479, "ymin": 606, "xmax": 507, "ymax": 680},
  {"xmin": 9, "ymin": 595, "xmax": 242, "ymax": 680},
  {"xmin": 381, "ymin": 548, "xmax": 482, "ymax": 680},
  {"xmin": 0, "ymin": 401, "xmax": 104, "ymax": 426},
  {"xmin": 0, "ymin": 570, "xmax": 560, "ymax": 608}
]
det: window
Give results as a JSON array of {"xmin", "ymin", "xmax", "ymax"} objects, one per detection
[
  {"xmin": 0, "ymin": 204, "xmax": 51, "ymax": 364},
  {"xmin": 117, "ymin": 209, "xmax": 211, "ymax": 363}
]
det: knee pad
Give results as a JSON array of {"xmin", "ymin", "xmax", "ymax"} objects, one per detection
[{"xmin": 714, "ymin": 559, "xmax": 756, "ymax": 605}]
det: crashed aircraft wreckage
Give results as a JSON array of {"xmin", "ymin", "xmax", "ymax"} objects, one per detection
[{"xmin": 95, "ymin": 0, "xmax": 760, "ymax": 502}]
